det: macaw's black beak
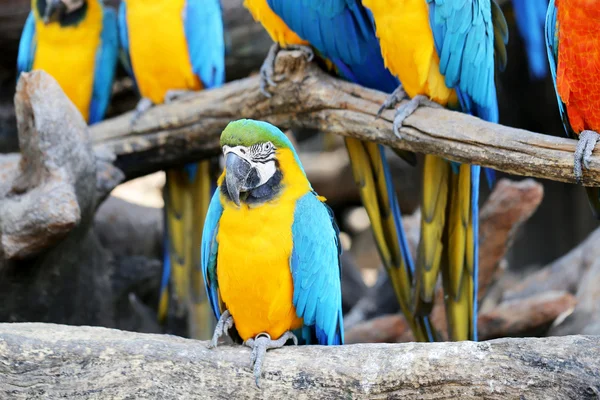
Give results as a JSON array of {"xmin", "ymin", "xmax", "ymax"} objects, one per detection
[
  {"xmin": 225, "ymin": 152, "xmax": 259, "ymax": 207},
  {"xmin": 43, "ymin": 0, "xmax": 67, "ymax": 24}
]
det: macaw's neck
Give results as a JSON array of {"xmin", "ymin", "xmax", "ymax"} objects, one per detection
[
  {"xmin": 221, "ymin": 169, "xmax": 284, "ymax": 206},
  {"xmin": 35, "ymin": 0, "xmax": 89, "ymax": 27}
]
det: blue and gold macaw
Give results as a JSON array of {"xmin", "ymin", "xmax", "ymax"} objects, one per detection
[
  {"xmin": 17, "ymin": 0, "xmax": 118, "ymax": 124},
  {"xmin": 244, "ymin": 0, "xmax": 434, "ymax": 342},
  {"xmin": 204, "ymin": 119, "xmax": 344, "ymax": 386},
  {"xmin": 118, "ymin": 0, "xmax": 225, "ymax": 339},
  {"xmin": 512, "ymin": 0, "xmax": 549, "ymax": 80},
  {"xmin": 363, "ymin": 0, "xmax": 508, "ymax": 341}
]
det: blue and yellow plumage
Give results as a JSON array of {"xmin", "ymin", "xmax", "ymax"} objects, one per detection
[
  {"xmin": 363, "ymin": 0, "xmax": 508, "ymax": 340},
  {"xmin": 18, "ymin": 0, "xmax": 118, "ymax": 124},
  {"xmin": 118, "ymin": 0, "xmax": 225, "ymax": 339},
  {"xmin": 203, "ymin": 119, "xmax": 343, "ymax": 384},
  {"xmin": 245, "ymin": 0, "xmax": 434, "ymax": 342}
]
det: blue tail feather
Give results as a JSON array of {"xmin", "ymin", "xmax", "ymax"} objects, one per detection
[{"xmin": 471, "ymin": 165, "xmax": 480, "ymax": 341}]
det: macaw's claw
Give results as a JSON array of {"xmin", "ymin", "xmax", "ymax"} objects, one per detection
[
  {"xmin": 164, "ymin": 89, "xmax": 194, "ymax": 104},
  {"xmin": 130, "ymin": 97, "xmax": 154, "ymax": 127},
  {"xmin": 285, "ymin": 44, "xmax": 314, "ymax": 63},
  {"xmin": 208, "ymin": 309, "xmax": 234, "ymax": 349},
  {"xmin": 259, "ymin": 43, "xmax": 281, "ymax": 98},
  {"xmin": 259, "ymin": 43, "xmax": 314, "ymax": 98},
  {"xmin": 574, "ymin": 130, "xmax": 600, "ymax": 184},
  {"xmin": 377, "ymin": 84, "xmax": 407, "ymax": 118},
  {"xmin": 244, "ymin": 331, "xmax": 298, "ymax": 388},
  {"xmin": 392, "ymin": 94, "xmax": 443, "ymax": 139}
]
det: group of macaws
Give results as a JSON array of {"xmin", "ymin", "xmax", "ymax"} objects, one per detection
[{"xmin": 16, "ymin": 0, "xmax": 600, "ymax": 386}]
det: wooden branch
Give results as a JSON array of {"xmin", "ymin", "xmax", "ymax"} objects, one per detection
[
  {"xmin": 1, "ymin": 323, "xmax": 599, "ymax": 399},
  {"xmin": 503, "ymin": 227, "xmax": 600, "ymax": 302},
  {"xmin": 91, "ymin": 50, "xmax": 600, "ymax": 185}
]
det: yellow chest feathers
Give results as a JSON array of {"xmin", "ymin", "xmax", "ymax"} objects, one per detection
[
  {"xmin": 363, "ymin": 0, "xmax": 456, "ymax": 106},
  {"xmin": 32, "ymin": 0, "xmax": 103, "ymax": 122},
  {"xmin": 124, "ymin": 0, "xmax": 201, "ymax": 103}
]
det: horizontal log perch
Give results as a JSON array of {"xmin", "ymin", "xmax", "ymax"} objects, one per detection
[
  {"xmin": 0, "ymin": 323, "xmax": 599, "ymax": 399},
  {"xmin": 91, "ymin": 50, "xmax": 600, "ymax": 185}
]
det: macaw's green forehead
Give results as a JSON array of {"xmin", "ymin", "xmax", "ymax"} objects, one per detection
[{"xmin": 220, "ymin": 119, "xmax": 295, "ymax": 150}]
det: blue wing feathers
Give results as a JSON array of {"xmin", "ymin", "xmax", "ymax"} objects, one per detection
[
  {"xmin": 117, "ymin": 1, "xmax": 134, "ymax": 79},
  {"xmin": 184, "ymin": 0, "xmax": 225, "ymax": 89},
  {"xmin": 428, "ymin": 0, "xmax": 500, "ymax": 122},
  {"xmin": 201, "ymin": 190, "xmax": 224, "ymax": 320},
  {"xmin": 17, "ymin": 12, "xmax": 36, "ymax": 76},
  {"xmin": 267, "ymin": 0, "xmax": 398, "ymax": 93},
  {"xmin": 291, "ymin": 192, "xmax": 344, "ymax": 345},
  {"xmin": 513, "ymin": 0, "xmax": 549, "ymax": 79},
  {"xmin": 89, "ymin": 7, "xmax": 119, "ymax": 124}
]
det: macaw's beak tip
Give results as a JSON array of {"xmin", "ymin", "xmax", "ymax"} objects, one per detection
[
  {"xmin": 43, "ymin": 0, "xmax": 67, "ymax": 25},
  {"xmin": 225, "ymin": 152, "xmax": 252, "ymax": 207}
]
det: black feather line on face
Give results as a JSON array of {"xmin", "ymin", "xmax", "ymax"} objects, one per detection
[
  {"xmin": 36, "ymin": 0, "xmax": 88, "ymax": 27},
  {"xmin": 221, "ymin": 167, "xmax": 283, "ymax": 206}
]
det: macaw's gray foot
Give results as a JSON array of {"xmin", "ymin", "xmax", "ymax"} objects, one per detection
[
  {"xmin": 208, "ymin": 309, "xmax": 234, "ymax": 349},
  {"xmin": 244, "ymin": 331, "xmax": 298, "ymax": 388},
  {"xmin": 574, "ymin": 130, "xmax": 600, "ymax": 184},
  {"xmin": 392, "ymin": 94, "xmax": 443, "ymax": 139},
  {"xmin": 164, "ymin": 89, "xmax": 194, "ymax": 104},
  {"xmin": 377, "ymin": 84, "xmax": 407, "ymax": 118},
  {"xmin": 130, "ymin": 97, "xmax": 154, "ymax": 127},
  {"xmin": 259, "ymin": 43, "xmax": 314, "ymax": 98}
]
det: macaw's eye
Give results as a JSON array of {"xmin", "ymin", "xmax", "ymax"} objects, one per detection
[{"xmin": 265, "ymin": 142, "xmax": 273, "ymax": 151}]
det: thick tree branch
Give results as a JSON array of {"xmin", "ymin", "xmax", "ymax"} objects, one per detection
[
  {"xmin": 91, "ymin": 51, "xmax": 600, "ymax": 185},
  {"xmin": 0, "ymin": 323, "xmax": 599, "ymax": 399}
]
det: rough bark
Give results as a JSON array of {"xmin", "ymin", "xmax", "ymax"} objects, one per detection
[
  {"xmin": 0, "ymin": 71, "xmax": 123, "ymax": 261},
  {"xmin": 503, "ymin": 227, "xmax": 600, "ymax": 302},
  {"xmin": 91, "ymin": 50, "xmax": 600, "ymax": 185},
  {"xmin": 0, "ymin": 323, "xmax": 598, "ymax": 399}
]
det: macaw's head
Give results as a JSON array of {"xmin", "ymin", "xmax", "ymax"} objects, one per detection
[
  {"xmin": 36, "ymin": 0, "xmax": 87, "ymax": 26},
  {"xmin": 220, "ymin": 119, "xmax": 306, "ymax": 207}
]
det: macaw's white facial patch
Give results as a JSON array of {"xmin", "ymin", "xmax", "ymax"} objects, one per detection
[
  {"xmin": 62, "ymin": 0, "xmax": 85, "ymax": 12},
  {"xmin": 222, "ymin": 142, "xmax": 277, "ymax": 189}
]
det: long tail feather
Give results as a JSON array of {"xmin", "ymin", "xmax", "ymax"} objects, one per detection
[
  {"xmin": 442, "ymin": 163, "xmax": 478, "ymax": 341},
  {"xmin": 345, "ymin": 138, "xmax": 435, "ymax": 342},
  {"xmin": 414, "ymin": 155, "xmax": 450, "ymax": 318},
  {"xmin": 158, "ymin": 160, "xmax": 214, "ymax": 340}
]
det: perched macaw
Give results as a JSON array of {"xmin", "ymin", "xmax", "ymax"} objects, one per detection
[
  {"xmin": 118, "ymin": 0, "xmax": 225, "ymax": 339},
  {"xmin": 17, "ymin": 0, "xmax": 118, "ymax": 124},
  {"xmin": 244, "ymin": 0, "xmax": 435, "ymax": 342},
  {"xmin": 363, "ymin": 0, "xmax": 508, "ymax": 341},
  {"xmin": 546, "ymin": 0, "xmax": 600, "ymax": 216},
  {"xmin": 512, "ymin": 0, "xmax": 549, "ymax": 80},
  {"xmin": 204, "ymin": 119, "xmax": 344, "ymax": 386}
]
